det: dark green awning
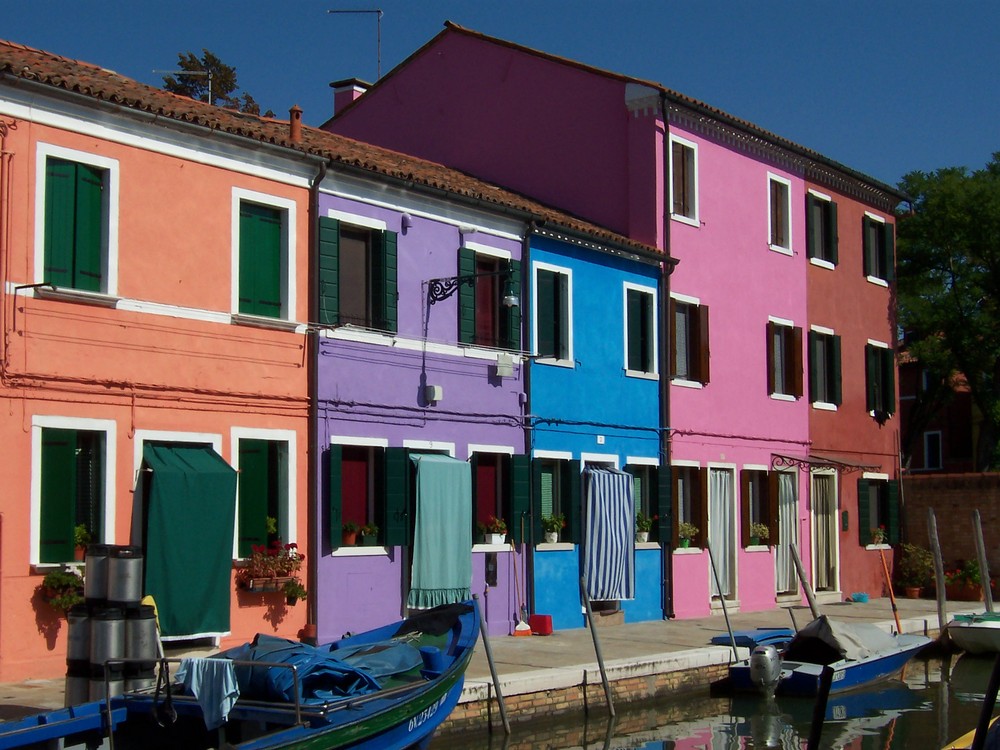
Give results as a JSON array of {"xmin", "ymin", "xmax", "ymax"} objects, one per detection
[{"xmin": 142, "ymin": 443, "xmax": 236, "ymax": 639}]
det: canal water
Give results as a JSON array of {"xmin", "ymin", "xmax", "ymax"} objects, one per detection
[{"xmin": 430, "ymin": 654, "xmax": 997, "ymax": 749}]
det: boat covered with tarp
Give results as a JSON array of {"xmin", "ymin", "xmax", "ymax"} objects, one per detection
[{"xmin": 0, "ymin": 601, "xmax": 478, "ymax": 750}]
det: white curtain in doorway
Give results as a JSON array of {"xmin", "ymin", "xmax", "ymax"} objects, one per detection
[
  {"xmin": 709, "ymin": 468, "xmax": 734, "ymax": 598},
  {"xmin": 775, "ymin": 472, "xmax": 798, "ymax": 594}
]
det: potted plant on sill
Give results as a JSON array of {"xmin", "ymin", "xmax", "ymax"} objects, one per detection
[
  {"xmin": 749, "ymin": 522, "xmax": 770, "ymax": 547},
  {"xmin": 74, "ymin": 524, "xmax": 92, "ymax": 562},
  {"xmin": 236, "ymin": 540, "xmax": 303, "ymax": 592},
  {"xmin": 342, "ymin": 522, "xmax": 359, "ymax": 547},
  {"xmin": 541, "ymin": 514, "xmax": 565, "ymax": 544},
  {"xmin": 678, "ymin": 522, "xmax": 699, "ymax": 549},
  {"xmin": 282, "ymin": 577, "xmax": 307, "ymax": 606},
  {"xmin": 477, "ymin": 515, "xmax": 508, "ymax": 545},
  {"xmin": 870, "ymin": 524, "xmax": 887, "ymax": 545},
  {"xmin": 40, "ymin": 568, "xmax": 85, "ymax": 616},
  {"xmin": 360, "ymin": 523, "xmax": 379, "ymax": 546},
  {"xmin": 895, "ymin": 543, "xmax": 933, "ymax": 599},
  {"xmin": 635, "ymin": 512, "xmax": 657, "ymax": 543}
]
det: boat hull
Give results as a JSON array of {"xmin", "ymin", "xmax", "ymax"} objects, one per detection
[{"xmin": 948, "ymin": 614, "xmax": 1000, "ymax": 655}]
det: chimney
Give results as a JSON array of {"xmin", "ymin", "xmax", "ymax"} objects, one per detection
[
  {"xmin": 330, "ymin": 78, "xmax": 370, "ymax": 118},
  {"xmin": 289, "ymin": 105, "xmax": 303, "ymax": 144}
]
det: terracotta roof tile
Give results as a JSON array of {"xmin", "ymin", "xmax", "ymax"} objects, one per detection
[{"xmin": 0, "ymin": 38, "xmax": 664, "ymax": 259}]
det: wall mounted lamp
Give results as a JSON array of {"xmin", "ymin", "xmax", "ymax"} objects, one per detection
[{"xmin": 426, "ymin": 261, "xmax": 519, "ymax": 308}]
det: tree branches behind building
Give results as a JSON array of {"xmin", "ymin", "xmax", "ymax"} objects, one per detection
[{"xmin": 161, "ymin": 49, "xmax": 275, "ymax": 117}]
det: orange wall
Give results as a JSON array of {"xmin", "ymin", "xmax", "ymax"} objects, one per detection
[{"xmin": 1, "ymin": 118, "xmax": 311, "ymax": 679}]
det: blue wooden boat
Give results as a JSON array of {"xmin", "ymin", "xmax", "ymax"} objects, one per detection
[
  {"xmin": 728, "ymin": 615, "xmax": 930, "ymax": 697},
  {"xmin": 710, "ymin": 627, "xmax": 795, "ymax": 651},
  {"xmin": 0, "ymin": 601, "xmax": 478, "ymax": 750}
]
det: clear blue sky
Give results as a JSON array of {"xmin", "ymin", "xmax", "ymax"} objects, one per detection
[{"xmin": 5, "ymin": 1, "xmax": 997, "ymax": 188}]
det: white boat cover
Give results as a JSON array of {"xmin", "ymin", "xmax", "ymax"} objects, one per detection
[{"xmin": 784, "ymin": 615, "xmax": 898, "ymax": 664}]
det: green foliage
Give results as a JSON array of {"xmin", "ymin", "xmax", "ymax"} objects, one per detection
[
  {"xmin": 74, "ymin": 524, "xmax": 91, "ymax": 549},
  {"xmin": 541, "ymin": 514, "xmax": 565, "ymax": 533},
  {"xmin": 41, "ymin": 569, "xmax": 84, "ymax": 614},
  {"xmin": 897, "ymin": 153, "xmax": 1000, "ymax": 469},
  {"xmin": 945, "ymin": 559, "xmax": 982, "ymax": 587},
  {"xmin": 678, "ymin": 522, "xmax": 699, "ymax": 540},
  {"xmin": 749, "ymin": 522, "xmax": 770, "ymax": 541},
  {"xmin": 895, "ymin": 543, "xmax": 933, "ymax": 588},
  {"xmin": 282, "ymin": 577, "xmax": 307, "ymax": 603},
  {"xmin": 162, "ymin": 49, "xmax": 275, "ymax": 116}
]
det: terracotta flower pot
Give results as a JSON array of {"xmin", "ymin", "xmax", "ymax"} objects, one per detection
[
  {"xmin": 904, "ymin": 586, "xmax": 921, "ymax": 599},
  {"xmin": 341, "ymin": 530, "xmax": 357, "ymax": 546}
]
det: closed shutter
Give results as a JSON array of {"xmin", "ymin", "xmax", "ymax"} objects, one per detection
[
  {"xmin": 882, "ymin": 223, "xmax": 895, "ymax": 283},
  {"xmin": 857, "ymin": 479, "xmax": 871, "ymax": 545},
  {"xmin": 808, "ymin": 330, "xmax": 819, "ymax": 402},
  {"xmin": 373, "ymin": 230, "xmax": 398, "ymax": 332},
  {"xmin": 766, "ymin": 321, "xmax": 777, "ymax": 394},
  {"xmin": 74, "ymin": 163, "xmax": 104, "ymax": 292},
  {"xmin": 884, "ymin": 348, "xmax": 896, "ymax": 415},
  {"xmin": 327, "ymin": 444, "xmax": 343, "ymax": 550},
  {"xmin": 789, "ymin": 326, "xmax": 803, "ymax": 398},
  {"xmin": 239, "ymin": 202, "xmax": 283, "ymax": 318},
  {"xmin": 865, "ymin": 345, "xmax": 879, "ymax": 412},
  {"xmin": 458, "ymin": 247, "xmax": 476, "ymax": 344},
  {"xmin": 318, "ymin": 217, "xmax": 340, "ymax": 326},
  {"xmin": 383, "ymin": 447, "xmax": 409, "ymax": 546},
  {"xmin": 43, "ymin": 158, "xmax": 78, "ymax": 289},
  {"xmin": 564, "ymin": 460, "xmax": 581, "ymax": 544},
  {"xmin": 238, "ymin": 440, "xmax": 270, "ymax": 558},
  {"xmin": 502, "ymin": 260, "xmax": 522, "ymax": 351},
  {"xmin": 510, "ymin": 454, "xmax": 531, "ymax": 544},
  {"xmin": 696, "ymin": 304, "xmax": 710, "ymax": 383},
  {"xmin": 40, "ymin": 428, "xmax": 78, "ymax": 563},
  {"xmin": 536, "ymin": 269, "xmax": 556, "ymax": 357},
  {"xmin": 831, "ymin": 335, "xmax": 843, "ymax": 405},
  {"xmin": 827, "ymin": 200, "xmax": 839, "ymax": 265},
  {"xmin": 863, "ymin": 217, "xmax": 876, "ymax": 277}
]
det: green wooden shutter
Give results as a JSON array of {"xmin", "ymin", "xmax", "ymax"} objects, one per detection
[
  {"xmin": 239, "ymin": 202, "xmax": 283, "ymax": 318},
  {"xmin": 656, "ymin": 465, "xmax": 672, "ymax": 547},
  {"xmin": 458, "ymin": 247, "xmax": 476, "ymax": 344},
  {"xmin": 627, "ymin": 289, "xmax": 643, "ymax": 371},
  {"xmin": 831, "ymin": 334, "xmax": 843, "ymax": 406},
  {"xmin": 884, "ymin": 348, "xmax": 896, "ymax": 415},
  {"xmin": 857, "ymin": 479, "xmax": 871, "ymax": 545},
  {"xmin": 865, "ymin": 344, "xmax": 878, "ymax": 412},
  {"xmin": 807, "ymin": 330, "xmax": 819, "ymax": 402},
  {"xmin": 565, "ymin": 460, "xmax": 581, "ymax": 544},
  {"xmin": 536, "ymin": 269, "xmax": 556, "ymax": 356},
  {"xmin": 827, "ymin": 200, "xmax": 839, "ymax": 265},
  {"xmin": 373, "ymin": 230, "xmax": 398, "ymax": 332},
  {"xmin": 43, "ymin": 159, "xmax": 77, "ymax": 288},
  {"xmin": 40, "ymin": 428, "xmax": 78, "ymax": 563},
  {"xmin": 883, "ymin": 223, "xmax": 895, "ymax": 283},
  {"xmin": 502, "ymin": 260, "xmax": 522, "ymax": 351},
  {"xmin": 766, "ymin": 321, "xmax": 777, "ymax": 395},
  {"xmin": 887, "ymin": 480, "xmax": 901, "ymax": 543},
  {"xmin": 74, "ymin": 163, "xmax": 104, "ymax": 292},
  {"xmin": 510, "ymin": 454, "xmax": 531, "ymax": 544},
  {"xmin": 806, "ymin": 194, "xmax": 819, "ymax": 259},
  {"xmin": 328, "ymin": 444, "xmax": 343, "ymax": 550},
  {"xmin": 238, "ymin": 440, "xmax": 269, "ymax": 558},
  {"xmin": 531, "ymin": 459, "xmax": 545, "ymax": 542},
  {"xmin": 383, "ymin": 447, "xmax": 409, "ymax": 546},
  {"xmin": 318, "ymin": 217, "xmax": 341, "ymax": 326}
]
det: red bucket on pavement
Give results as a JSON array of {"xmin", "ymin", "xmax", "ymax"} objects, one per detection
[{"xmin": 529, "ymin": 614, "xmax": 553, "ymax": 636}]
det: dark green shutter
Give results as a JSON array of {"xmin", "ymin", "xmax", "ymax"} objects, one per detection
[
  {"xmin": 806, "ymin": 194, "xmax": 819, "ymax": 259},
  {"xmin": 627, "ymin": 290, "xmax": 644, "ymax": 371},
  {"xmin": 884, "ymin": 348, "xmax": 896, "ymax": 415},
  {"xmin": 531, "ymin": 459, "xmax": 545, "ymax": 542},
  {"xmin": 807, "ymin": 330, "xmax": 819, "ymax": 402},
  {"xmin": 40, "ymin": 428, "xmax": 78, "ymax": 563},
  {"xmin": 328, "ymin": 444, "xmax": 343, "ymax": 550},
  {"xmin": 239, "ymin": 202, "xmax": 282, "ymax": 318},
  {"xmin": 318, "ymin": 217, "xmax": 340, "ymax": 326},
  {"xmin": 74, "ymin": 164, "xmax": 104, "ymax": 292},
  {"xmin": 857, "ymin": 479, "xmax": 871, "ymax": 545},
  {"xmin": 656, "ymin": 465, "xmax": 672, "ymax": 547},
  {"xmin": 238, "ymin": 440, "xmax": 270, "ymax": 558},
  {"xmin": 44, "ymin": 159, "xmax": 79, "ymax": 289},
  {"xmin": 536, "ymin": 269, "xmax": 556, "ymax": 357},
  {"xmin": 882, "ymin": 223, "xmax": 895, "ymax": 283},
  {"xmin": 502, "ymin": 260, "xmax": 522, "ymax": 351},
  {"xmin": 458, "ymin": 247, "xmax": 476, "ymax": 344},
  {"xmin": 862, "ymin": 217, "xmax": 874, "ymax": 277},
  {"xmin": 510, "ymin": 454, "xmax": 531, "ymax": 543},
  {"xmin": 384, "ymin": 448, "xmax": 409, "ymax": 546},
  {"xmin": 887, "ymin": 480, "xmax": 901, "ymax": 543},
  {"xmin": 865, "ymin": 344, "xmax": 878, "ymax": 412},
  {"xmin": 373, "ymin": 230, "xmax": 398, "ymax": 332},
  {"xmin": 827, "ymin": 200, "xmax": 839, "ymax": 265},
  {"xmin": 831, "ymin": 334, "xmax": 843, "ymax": 406},
  {"xmin": 564, "ymin": 460, "xmax": 581, "ymax": 544}
]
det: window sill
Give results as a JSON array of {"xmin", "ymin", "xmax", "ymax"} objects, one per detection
[
  {"xmin": 232, "ymin": 313, "xmax": 300, "ymax": 332},
  {"xmin": 671, "ymin": 213, "xmax": 700, "ymax": 228},
  {"xmin": 866, "ymin": 275, "xmax": 889, "ymax": 288},
  {"xmin": 769, "ymin": 393, "xmax": 797, "ymax": 402},
  {"xmin": 36, "ymin": 285, "xmax": 119, "ymax": 308},
  {"xmin": 536, "ymin": 542, "xmax": 574, "ymax": 551},
  {"xmin": 624, "ymin": 369, "xmax": 658, "ymax": 381},
  {"xmin": 673, "ymin": 546, "xmax": 702, "ymax": 555},
  {"xmin": 769, "ymin": 244, "xmax": 793, "ymax": 256},
  {"xmin": 635, "ymin": 541, "xmax": 660, "ymax": 551},
  {"xmin": 533, "ymin": 357, "xmax": 575, "ymax": 369},
  {"xmin": 744, "ymin": 545, "xmax": 770, "ymax": 553},
  {"xmin": 32, "ymin": 562, "xmax": 85, "ymax": 573},
  {"xmin": 809, "ymin": 257, "xmax": 836, "ymax": 271},
  {"xmin": 866, "ymin": 543, "xmax": 891, "ymax": 551},
  {"xmin": 812, "ymin": 401, "xmax": 838, "ymax": 412},
  {"xmin": 671, "ymin": 379, "xmax": 704, "ymax": 390},
  {"xmin": 473, "ymin": 543, "xmax": 512, "ymax": 553},
  {"xmin": 331, "ymin": 546, "xmax": 388, "ymax": 557}
]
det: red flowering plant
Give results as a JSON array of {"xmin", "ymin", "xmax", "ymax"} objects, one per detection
[
  {"xmin": 476, "ymin": 515, "xmax": 508, "ymax": 535},
  {"xmin": 237, "ymin": 539, "xmax": 303, "ymax": 587},
  {"xmin": 870, "ymin": 524, "xmax": 887, "ymax": 545}
]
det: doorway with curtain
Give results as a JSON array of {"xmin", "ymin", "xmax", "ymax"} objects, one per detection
[
  {"xmin": 812, "ymin": 472, "xmax": 839, "ymax": 592},
  {"xmin": 774, "ymin": 470, "xmax": 799, "ymax": 595},
  {"xmin": 708, "ymin": 467, "xmax": 735, "ymax": 600}
]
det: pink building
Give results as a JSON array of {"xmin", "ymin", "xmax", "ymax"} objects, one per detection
[{"xmin": 328, "ymin": 22, "xmax": 904, "ymax": 615}]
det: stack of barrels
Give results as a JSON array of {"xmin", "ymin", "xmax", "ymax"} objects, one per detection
[{"xmin": 65, "ymin": 545, "xmax": 158, "ymax": 705}]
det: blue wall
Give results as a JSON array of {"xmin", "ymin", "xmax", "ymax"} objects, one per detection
[
  {"xmin": 623, "ymin": 548, "xmax": 663, "ymax": 622},
  {"xmin": 533, "ymin": 548, "xmax": 584, "ymax": 630}
]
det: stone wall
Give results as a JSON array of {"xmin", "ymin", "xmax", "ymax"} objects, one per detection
[{"xmin": 902, "ymin": 473, "xmax": 1000, "ymax": 570}]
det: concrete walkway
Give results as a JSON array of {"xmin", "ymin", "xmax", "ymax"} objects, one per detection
[{"xmin": 0, "ymin": 596, "xmax": 969, "ymax": 725}]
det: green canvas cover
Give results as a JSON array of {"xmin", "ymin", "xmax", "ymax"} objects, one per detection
[
  {"xmin": 142, "ymin": 444, "xmax": 237, "ymax": 638},
  {"xmin": 406, "ymin": 454, "xmax": 472, "ymax": 609}
]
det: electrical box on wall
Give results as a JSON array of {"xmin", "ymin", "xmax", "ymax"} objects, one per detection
[
  {"xmin": 424, "ymin": 384, "xmax": 443, "ymax": 403},
  {"xmin": 495, "ymin": 353, "xmax": 514, "ymax": 378},
  {"xmin": 842, "ymin": 510, "xmax": 849, "ymax": 532}
]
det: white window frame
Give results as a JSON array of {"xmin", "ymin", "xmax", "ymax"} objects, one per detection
[
  {"xmin": 670, "ymin": 291, "xmax": 704, "ymax": 389},
  {"xmin": 532, "ymin": 261, "xmax": 574, "ymax": 366},
  {"xmin": 623, "ymin": 281, "xmax": 659, "ymax": 379},
  {"xmin": 231, "ymin": 427, "xmax": 298, "ymax": 559},
  {"xmin": 810, "ymin": 324, "xmax": 839, "ymax": 411},
  {"xmin": 231, "ymin": 187, "xmax": 297, "ymax": 320},
  {"xmin": 807, "ymin": 189, "xmax": 836, "ymax": 270},
  {"xmin": 34, "ymin": 143, "xmax": 121, "ymax": 297},
  {"xmin": 30, "ymin": 415, "xmax": 118, "ymax": 566},
  {"xmin": 768, "ymin": 315, "xmax": 798, "ymax": 400},
  {"xmin": 669, "ymin": 134, "xmax": 699, "ymax": 226},
  {"xmin": 768, "ymin": 172, "xmax": 793, "ymax": 255},
  {"xmin": 864, "ymin": 211, "xmax": 889, "ymax": 287}
]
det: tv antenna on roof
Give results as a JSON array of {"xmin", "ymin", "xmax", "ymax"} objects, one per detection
[{"xmin": 328, "ymin": 8, "xmax": 383, "ymax": 80}]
